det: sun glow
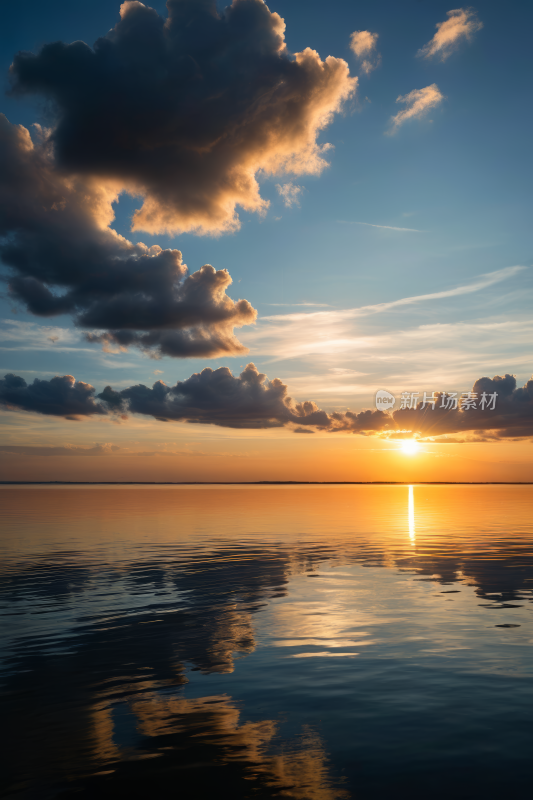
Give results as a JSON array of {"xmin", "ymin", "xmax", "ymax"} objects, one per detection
[{"xmin": 401, "ymin": 440, "xmax": 420, "ymax": 455}]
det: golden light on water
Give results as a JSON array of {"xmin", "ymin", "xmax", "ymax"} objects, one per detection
[
  {"xmin": 402, "ymin": 440, "xmax": 420, "ymax": 455},
  {"xmin": 408, "ymin": 484, "xmax": 415, "ymax": 544}
]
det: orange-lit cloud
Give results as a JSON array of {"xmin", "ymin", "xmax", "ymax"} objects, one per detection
[
  {"xmin": 387, "ymin": 84, "xmax": 445, "ymax": 134},
  {"xmin": 2, "ymin": 0, "xmax": 356, "ymax": 357},
  {"xmin": 332, "ymin": 374, "xmax": 533, "ymax": 441},
  {"xmin": 349, "ymin": 30, "xmax": 381, "ymax": 74},
  {"xmin": 418, "ymin": 7, "xmax": 483, "ymax": 61},
  {"xmin": 276, "ymin": 182, "xmax": 303, "ymax": 208},
  {"xmin": 10, "ymin": 0, "xmax": 356, "ymax": 237}
]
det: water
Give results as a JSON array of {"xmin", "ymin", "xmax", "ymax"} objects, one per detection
[{"xmin": 1, "ymin": 484, "xmax": 533, "ymax": 799}]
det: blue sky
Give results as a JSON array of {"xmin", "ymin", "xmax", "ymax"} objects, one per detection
[{"xmin": 1, "ymin": 0, "xmax": 532, "ymax": 425}]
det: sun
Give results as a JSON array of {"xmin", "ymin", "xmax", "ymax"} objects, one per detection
[{"xmin": 401, "ymin": 440, "xmax": 420, "ymax": 455}]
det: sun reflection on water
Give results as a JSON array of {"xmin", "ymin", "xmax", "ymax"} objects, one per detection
[{"xmin": 408, "ymin": 485, "xmax": 415, "ymax": 545}]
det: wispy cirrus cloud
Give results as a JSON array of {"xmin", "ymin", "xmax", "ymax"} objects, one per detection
[
  {"xmin": 349, "ymin": 30, "xmax": 381, "ymax": 75},
  {"xmin": 261, "ymin": 318, "xmax": 533, "ymax": 403},
  {"xmin": 0, "ymin": 320, "xmax": 82, "ymax": 350},
  {"xmin": 387, "ymin": 84, "xmax": 445, "ymax": 134},
  {"xmin": 242, "ymin": 267, "xmax": 530, "ymax": 402},
  {"xmin": 337, "ymin": 220, "xmax": 423, "ymax": 232},
  {"xmin": 260, "ymin": 267, "xmax": 525, "ymax": 324},
  {"xmin": 264, "ymin": 303, "xmax": 332, "ymax": 307},
  {"xmin": 348, "ymin": 266, "xmax": 525, "ymax": 316},
  {"xmin": 0, "ymin": 320, "xmax": 168, "ymax": 369},
  {"xmin": 418, "ymin": 8, "xmax": 483, "ymax": 61}
]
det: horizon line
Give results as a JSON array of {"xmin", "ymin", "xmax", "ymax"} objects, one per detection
[{"xmin": 1, "ymin": 482, "xmax": 532, "ymax": 486}]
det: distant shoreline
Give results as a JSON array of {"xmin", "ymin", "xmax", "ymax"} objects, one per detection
[{"xmin": 1, "ymin": 482, "xmax": 533, "ymax": 486}]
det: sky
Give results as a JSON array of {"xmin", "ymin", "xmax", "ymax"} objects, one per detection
[{"xmin": 0, "ymin": 0, "xmax": 532, "ymax": 482}]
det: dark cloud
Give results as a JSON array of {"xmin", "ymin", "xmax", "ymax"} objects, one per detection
[
  {"xmin": 392, "ymin": 374, "xmax": 533, "ymax": 440},
  {"xmin": 101, "ymin": 362, "xmax": 331, "ymax": 429},
  {"xmin": 2, "ymin": 0, "xmax": 355, "ymax": 356},
  {"xmin": 0, "ymin": 364, "xmax": 329, "ymax": 429},
  {"xmin": 332, "ymin": 374, "xmax": 533, "ymax": 440},
  {"xmin": 3, "ymin": 368, "xmax": 532, "ymax": 439},
  {"xmin": 9, "ymin": 0, "xmax": 356, "ymax": 236},
  {"xmin": 329, "ymin": 408, "xmax": 391, "ymax": 433},
  {"xmin": 0, "ymin": 374, "xmax": 106, "ymax": 419},
  {"xmin": 0, "ymin": 115, "xmax": 256, "ymax": 359}
]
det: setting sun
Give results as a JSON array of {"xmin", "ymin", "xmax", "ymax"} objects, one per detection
[{"xmin": 401, "ymin": 440, "xmax": 420, "ymax": 455}]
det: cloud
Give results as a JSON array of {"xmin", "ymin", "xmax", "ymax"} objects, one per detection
[
  {"xmin": 9, "ymin": 0, "xmax": 356, "ymax": 237},
  {"xmin": 387, "ymin": 84, "xmax": 444, "ymax": 134},
  {"xmin": 276, "ymin": 182, "xmax": 303, "ymax": 208},
  {"xmin": 329, "ymin": 408, "xmax": 392, "ymax": 433},
  {"xmin": 418, "ymin": 8, "xmax": 483, "ymax": 61},
  {"xmin": 242, "ymin": 267, "xmax": 531, "ymax": 411},
  {"xmin": 277, "ymin": 373, "xmax": 529, "ymax": 441},
  {"xmin": 0, "ymin": 320, "xmax": 85, "ymax": 352},
  {"xmin": 0, "ymin": 115, "xmax": 256, "ymax": 359},
  {"xmin": 3, "ymin": 365, "xmax": 533, "ymax": 441},
  {"xmin": 0, "ymin": 364, "xmax": 330, "ymax": 429},
  {"xmin": 328, "ymin": 374, "xmax": 533, "ymax": 440},
  {"xmin": 392, "ymin": 374, "xmax": 533, "ymax": 440},
  {"xmin": 258, "ymin": 267, "xmax": 524, "ymax": 325},
  {"xmin": 264, "ymin": 303, "xmax": 332, "ymax": 307},
  {"xmin": 2, "ymin": 0, "xmax": 356, "ymax": 355},
  {"xmin": 99, "ymin": 363, "xmax": 331, "ymax": 429},
  {"xmin": 352, "ymin": 267, "xmax": 524, "ymax": 315},
  {"xmin": 0, "ymin": 374, "xmax": 107, "ymax": 419},
  {"xmin": 256, "ymin": 317, "xmax": 533, "ymax": 413},
  {"xmin": 338, "ymin": 220, "xmax": 422, "ymax": 232},
  {"xmin": 349, "ymin": 30, "xmax": 381, "ymax": 75}
]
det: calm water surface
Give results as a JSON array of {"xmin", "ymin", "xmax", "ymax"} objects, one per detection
[{"xmin": 1, "ymin": 485, "xmax": 533, "ymax": 799}]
